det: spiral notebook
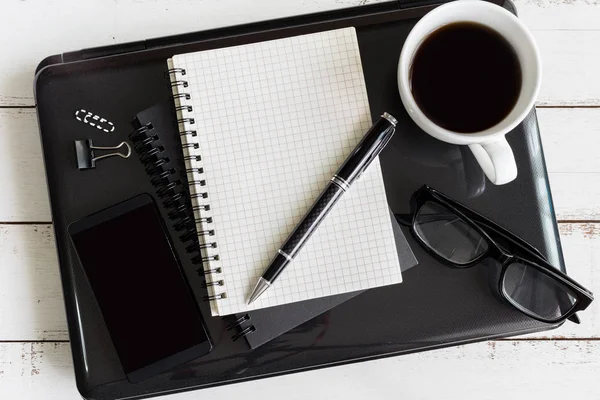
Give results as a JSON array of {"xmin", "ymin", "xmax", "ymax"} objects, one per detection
[{"xmin": 168, "ymin": 27, "xmax": 403, "ymax": 316}]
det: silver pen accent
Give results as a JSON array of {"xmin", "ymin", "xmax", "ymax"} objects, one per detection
[
  {"xmin": 278, "ymin": 249, "xmax": 293, "ymax": 261},
  {"xmin": 331, "ymin": 175, "xmax": 350, "ymax": 191}
]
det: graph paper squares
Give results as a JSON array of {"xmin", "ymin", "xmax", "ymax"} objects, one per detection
[{"xmin": 170, "ymin": 27, "xmax": 402, "ymax": 316}]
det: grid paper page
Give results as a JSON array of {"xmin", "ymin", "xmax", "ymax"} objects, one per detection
[{"xmin": 171, "ymin": 27, "xmax": 402, "ymax": 315}]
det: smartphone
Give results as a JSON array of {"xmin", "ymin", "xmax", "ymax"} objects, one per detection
[{"xmin": 68, "ymin": 194, "xmax": 212, "ymax": 383}]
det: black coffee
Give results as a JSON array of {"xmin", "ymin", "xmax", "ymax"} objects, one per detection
[{"xmin": 410, "ymin": 22, "xmax": 522, "ymax": 133}]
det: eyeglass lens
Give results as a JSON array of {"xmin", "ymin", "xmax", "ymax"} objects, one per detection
[
  {"xmin": 414, "ymin": 201, "xmax": 488, "ymax": 265},
  {"xmin": 502, "ymin": 261, "xmax": 578, "ymax": 321}
]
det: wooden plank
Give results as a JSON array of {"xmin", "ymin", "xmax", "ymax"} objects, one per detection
[
  {"xmin": 516, "ymin": 0, "xmax": 600, "ymax": 31},
  {"xmin": 549, "ymin": 174, "xmax": 600, "ymax": 221},
  {"xmin": 537, "ymin": 108, "xmax": 600, "ymax": 221},
  {"xmin": 0, "ymin": 0, "xmax": 599, "ymax": 106},
  {"xmin": 0, "ymin": 340, "xmax": 599, "ymax": 399},
  {"xmin": 1, "ymin": 108, "xmax": 599, "ymax": 222},
  {"xmin": 0, "ymin": 225, "xmax": 65, "ymax": 341},
  {"xmin": 0, "ymin": 223, "xmax": 597, "ymax": 341},
  {"xmin": 517, "ymin": 0, "xmax": 600, "ymax": 105},
  {"xmin": 535, "ymin": 31, "xmax": 600, "ymax": 107},
  {"xmin": 0, "ymin": 108, "xmax": 50, "ymax": 222},
  {"xmin": 0, "ymin": 342, "xmax": 76, "ymax": 399},
  {"xmin": 537, "ymin": 108, "xmax": 600, "ymax": 174}
]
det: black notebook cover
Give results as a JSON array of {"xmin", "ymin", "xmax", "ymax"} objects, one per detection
[{"xmin": 132, "ymin": 102, "xmax": 417, "ymax": 349}]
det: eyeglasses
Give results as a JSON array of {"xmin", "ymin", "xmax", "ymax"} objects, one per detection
[{"xmin": 397, "ymin": 185, "xmax": 593, "ymax": 324}]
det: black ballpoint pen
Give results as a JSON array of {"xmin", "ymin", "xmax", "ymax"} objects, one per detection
[{"xmin": 247, "ymin": 112, "xmax": 398, "ymax": 304}]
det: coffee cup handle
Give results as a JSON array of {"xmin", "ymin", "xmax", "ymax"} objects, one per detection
[{"xmin": 468, "ymin": 138, "xmax": 517, "ymax": 185}]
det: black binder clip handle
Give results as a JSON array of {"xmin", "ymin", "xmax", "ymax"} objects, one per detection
[{"xmin": 75, "ymin": 139, "xmax": 132, "ymax": 170}]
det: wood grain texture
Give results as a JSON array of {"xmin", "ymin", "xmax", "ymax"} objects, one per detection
[
  {"xmin": 0, "ymin": 223, "xmax": 597, "ymax": 341},
  {"xmin": 1, "ymin": 108, "xmax": 599, "ymax": 222},
  {"xmin": 0, "ymin": 108, "xmax": 50, "ymax": 222},
  {"xmin": 537, "ymin": 108, "xmax": 600, "ymax": 221},
  {"xmin": 517, "ymin": 0, "xmax": 600, "ymax": 105},
  {"xmin": 0, "ymin": 340, "xmax": 598, "ymax": 400},
  {"xmin": 0, "ymin": 224, "xmax": 65, "ymax": 341},
  {"xmin": 0, "ymin": 342, "xmax": 75, "ymax": 399}
]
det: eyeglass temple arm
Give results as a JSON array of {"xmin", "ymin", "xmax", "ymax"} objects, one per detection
[{"xmin": 424, "ymin": 188, "xmax": 547, "ymax": 260}]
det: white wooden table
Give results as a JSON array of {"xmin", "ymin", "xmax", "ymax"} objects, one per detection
[{"xmin": 1, "ymin": 0, "xmax": 599, "ymax": 399}]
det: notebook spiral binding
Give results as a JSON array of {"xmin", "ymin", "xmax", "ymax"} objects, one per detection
[
  {"xmin": 165, "ymin": 67, "xmax": 227, "ymax": 305},
  {"xmin": 225, "ymin": 314, "xmax": 256, "ymax": 342},
  {"xmin": 128, "ymin": 125, "xmax": 202, "ymax": 263},
  {"xmin": 129, "ymin": 121, "xmax": 222, "ymax": 281},
  {"xmin": 167, "ymin": 66, "xmax": 255, "ymax": 338}
]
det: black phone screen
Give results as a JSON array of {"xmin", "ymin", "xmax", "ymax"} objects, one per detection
[{"xmin": 68, "ymin": 194, "xmax": 211, "ymax": 382}]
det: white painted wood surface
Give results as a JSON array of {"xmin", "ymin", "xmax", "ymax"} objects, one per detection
[{"xmin": 0, "ymin": 0, "xmax": 598, "ymax": 399}]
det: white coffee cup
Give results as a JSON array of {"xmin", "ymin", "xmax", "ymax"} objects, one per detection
[{"xmin": 397, "ymin": 0, "xmax": 541, "ymax": 185}]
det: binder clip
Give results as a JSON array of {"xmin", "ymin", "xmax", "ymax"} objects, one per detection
[{"xmin": 75, "ymin": 139, "xmax": 132, "ymax": 170}]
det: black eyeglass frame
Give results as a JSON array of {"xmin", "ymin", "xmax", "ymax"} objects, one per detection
[{"xmin": 397, "ymin": 185, "xmax": 593, "ymax": 325}]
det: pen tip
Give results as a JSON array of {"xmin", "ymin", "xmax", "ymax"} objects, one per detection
[{"xmin": 247, "ymin": 277, "xmax": 271, "ymax": 305}]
